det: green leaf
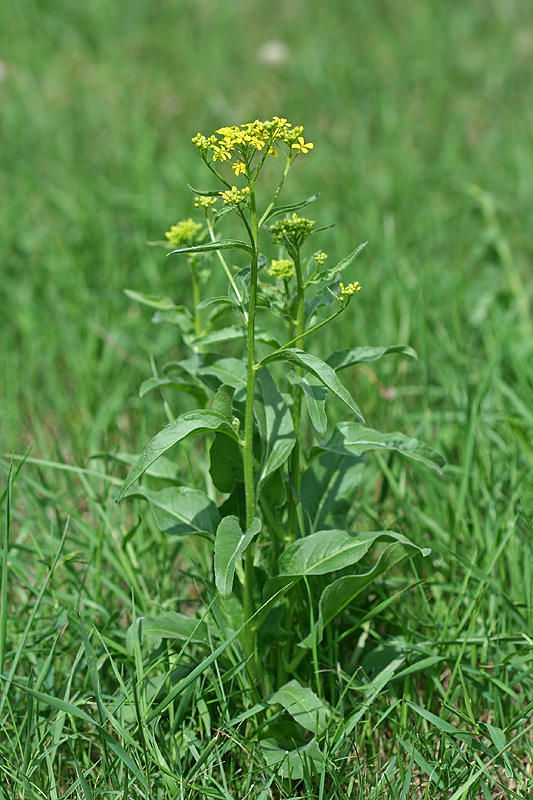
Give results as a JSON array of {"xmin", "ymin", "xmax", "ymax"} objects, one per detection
[
  {"xmin": 327, "ymin": 344, "xmax": 418, "ymax": 371},
  {"xmin": 138, "ymin": 376, "xmax": 208, "ymax": 404},
  {"xmin": 313, "ymin": 421, "xmax": 446, "ymax": 472},
  {"xmin": 121, "ymin": 485, "xmax": 220, "ymax": 537},
  {"xmin": 300, "ymin": 450, "xmax": 364, "ymax": 534},
  {"xmin": 259, "ymin": 348, "xmax": 365, "ymax": 423},
  {"xmin": 268, "ymin": 679, "xmax": 328, "ymax": 734},
  {"xmin": 214, "ymin": 516, "xmax": 261, "ymax": 599},
  {"xmin": 406, "ymin": 700, "xmax": 459, "ymax": 734},
  {"xmin": 279, "ymin": 529, "xmax": 423, "ymax": 577},
  {"xmin": 127, "ymin": 611, "xmax": 208, "ymax": 651},
  {"xmin": 260, "ymin": 739, "xmax": 324, "ymax": 780},
  {"xmin": 117, "ymin": 410, "xmax": 238, "ymax": 500},
  {"xmin": 256, "ymin": 368, "xmax": 296, "ymax": 484},
  {"xmin": 319, "ymin": 242, "xmax": 367, "ymax": 281},
  {"xmin": 261, "ymin": 193, "xmax": 320, "ymax": 226},
  {"xmin": 209, "ymin": 434, "xmax": 243, "ymax": 493},
  {"xmin": 151, "ymin": 308, "xmax": 194, "ymax": 332},
  {"xmin": 196, "ymin": 296, "xmax": 237, "ymax": 312},
  {"xmin": 187, "ymin": 183, "xmax": 220, "ymax": 197},
  {"xmin": 123, "ymin": 289, "xmax": 186, "ymax": 312},
  {"xmin": 288, "ymin": 372, "xmax": 328, "ymax": 435},
  {"xmin": 182, "ymin": 353, "xmax": 247, "ymax": 389},
  {"xmin": 211, "ymin": 383, "xmax": 235, "ymax": 419},
  {"xmin": 168, "ymin": 239, "xmax": 253, "ymax": 256},
  {"xmin": 486, "ymin": 724, "xmax": 513, "ymax": 777},
  {"xmin": 316, "ymin": 538, "xmax": 430, "ymax": 638}
]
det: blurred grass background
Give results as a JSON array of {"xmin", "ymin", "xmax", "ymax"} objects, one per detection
[{"xmin": 2, "ymin": 0, "xmax": 532, "ymax": 460}]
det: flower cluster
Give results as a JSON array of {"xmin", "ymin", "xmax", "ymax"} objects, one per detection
[
  {"xmin": 268, "ymin": 258, "xmax": 295, "ymax": 280},
  {"xmin": 192, "ymin": 117, "xmax": 313, "ymax": 169},
  {"xmin": 339, "ymin": 281, "xmax": 362, "ymax": 298},
  {"xmin": 270, "ymin": 214, "xmax": 316, "ymax": 248},
  {"xmin": 314, "ymin": 250, "xmax": 328, "ymax": 267},
  {"xmin": 194, "ymin": 195, "xmax": 218, "ymax": 210},
  {"xmin": 165, "ymin": 218, "xmax": 204, "ymax": 247},
  {"xmin": 219, "ymin": 185, "xmax": 251, "ymax": 207}
]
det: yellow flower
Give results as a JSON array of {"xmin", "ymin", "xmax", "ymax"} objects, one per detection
[
  {"xmin": 232, "ymin": 160, "xmax": 247, "ymax": 176},
  {"xmin": 291, "ymin": 136, "xmax": 314, "ymax": 154}
]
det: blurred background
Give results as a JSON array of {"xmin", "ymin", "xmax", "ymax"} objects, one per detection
[{"xmin": 2, "ymin": 0, "xmax": 532, "ymax": 461}]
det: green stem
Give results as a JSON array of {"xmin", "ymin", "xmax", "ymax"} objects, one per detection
[
  {"xmin": 287, "ymin": 250, "xmax": 305, "ymax": 541},
  {"xmin": 257, "ymin": 153, "xmax": 292, "ymax": 228},
  {"xmin": 242, "ymin": 180, "xmax": 259, "ymax": 670},
  {"xmin": 190, "ymin": 262, "xmax": 202, "ymax": 338}
]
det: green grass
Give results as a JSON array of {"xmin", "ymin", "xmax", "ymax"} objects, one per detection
[{"xmin": 1, "ymin": 0, "xmax": 533, "ymax": 797}]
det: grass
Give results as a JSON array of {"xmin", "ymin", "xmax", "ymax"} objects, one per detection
[{"xmin": 1, "ymin": 0, "xmax": 533, "ymax": 797}]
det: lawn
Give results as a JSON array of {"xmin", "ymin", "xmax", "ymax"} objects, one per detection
[{"xmin": 1, "ymin": 1, "xmax": 532, "ymax": 797}]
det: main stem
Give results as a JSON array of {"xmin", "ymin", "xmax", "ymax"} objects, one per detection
[
  {"xmin": 287, "ymin": 250, "xmax": 305, "ymax": 541},
  {"xmin": 243, "ymin": 183, "xmax": 259, "ymax": 669}
]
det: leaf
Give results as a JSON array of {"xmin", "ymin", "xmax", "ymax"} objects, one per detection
[
  {"xmin": 117, "ymin": 410, "xmax": 238, "ymax": 500},
  {"xmin": 209, "ymin": 434, "xmax": 243, "ymax": 493},
  {"xmin": 121, "ymin": 485, "xmax": 220, "ymax": 537},
  {"xmin": 279, "ymin": 529, "xmax": 422, "ymax": 577},
  {"xmin": 123, "ymin": 289, "xmax": 186, "ymax": 312},
  {"xmin": 261, "ymin": 193, "xmax": 320, "ymax": 226},
  {"xmin": 268, "ymin": 679, "xmax": 328, "ymax": 734},
  {"xmin": 260, "ymin": 739, "xmax": 324, "ymax": 780},
  {"xmin": 318, "ymin": 242, "xmax": 367, "ymax": 281},
  {"xmin": 256, "ymin": 368, "xmax": 296, "ymax": 484},
  {"xmin": 486, "ymin": 724, "xmax": 513, "ymax": 777},
  {"xmin": 313, "ymin": 421, "xmax": 446, "ymax": 472},
  {"xmin": 138, "ymin": 376, "xmax": 208, "ymax": 404},
  {"xmin": 316, "ymin": 538, "xmax": 430, "ymax": 639},
  {"xmin": 127, "ymin": 612, "xmax": 208, "ymax": 651},
  {"xmin": 214, "ymin": 516, "xmax": 261, "ymax": 599},
  {"xmin": 168, "ymin": 239, "xmax": 253, "ymax": 256},
  {"xmin": 327, "ymin": 344, "xmax": 418, "ymax": 371},
  {"xmin": 306, "ymin": 243, "xmax": 367, "ymax": 284},
  {"xmin": 259, "ymin": 348, "xmax": 365, "ymax": 423},
  {"xmin": 190, "ymin": 326, "xmax": 245, "ymax": 349},
  {"xmin": 182, "ymin": 353, "xmax": 247, "ymax": 389},
  {"xmin": 300, "ymin": 450, "xmax": 364, "ymax": 534},
  {"xmin": 196, "ymin": 296, "xmax": 237, "ymax": 312},
  {"xmin": 211, "ymin": 384, "xmax": 235, "ymax": 419},
  {"xmin": 288, "ymin": 372, "xmax": 328, "ymax": 435},
  {"xmin": 150, "ymin": 308, "xmax": 194, "ymax": 332},
  {"xmin": 406, "ymin": 701, "xmax": 458, "ymax": 734}
]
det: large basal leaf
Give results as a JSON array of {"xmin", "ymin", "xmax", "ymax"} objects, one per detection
[
  {"xmin": 214, "ymin": 516, "xmax": 261, "ymax": 599},
  {"xmin": 315, "ymin": 538, "xmax": 430, "ymax": 641},
  {"xmin": 288, "ymin": 372, "xmax": 328, "ymax": 435},
  {"xmin": 300, "ymin": 450, "xmax": 365, "ymax": 535},
  {"xmin": 117, "ymin": 410, "xmax": 238, "ymax": 500},
  {"xmin": 168, "ymin": 238, "xmax": 253, "ymax": 256},
  {"xmin": 127, "ymin": 611, "xmax": 209, "ymax": 651},
  {"xmin": 327, "ymin": 344, "xmax": 418, "ymax": 371},
  {"xmin": 121, "ymin": 485, "xmax": 220, "ymax": 537},
  {"xmin": 314, "ymin": 421, "xmax": 446, "ymax": 472},
  {"xmin": 268, "ymin": 679, "xmax": 328, "ymax": 734},
  {"xmin": 279, "ymin": 529, "xmax": 422, "ymax": 577},
  {"xmin": 259, "ymin": 348, "xmax": 365, "ymax": 423},
  {"xmin": 256, "ymin": 368, "xmax": 296, "ymax": 485},
  {"xmin": 260, "ymin": 739, "xmax": 324, "ymax": 780}
]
